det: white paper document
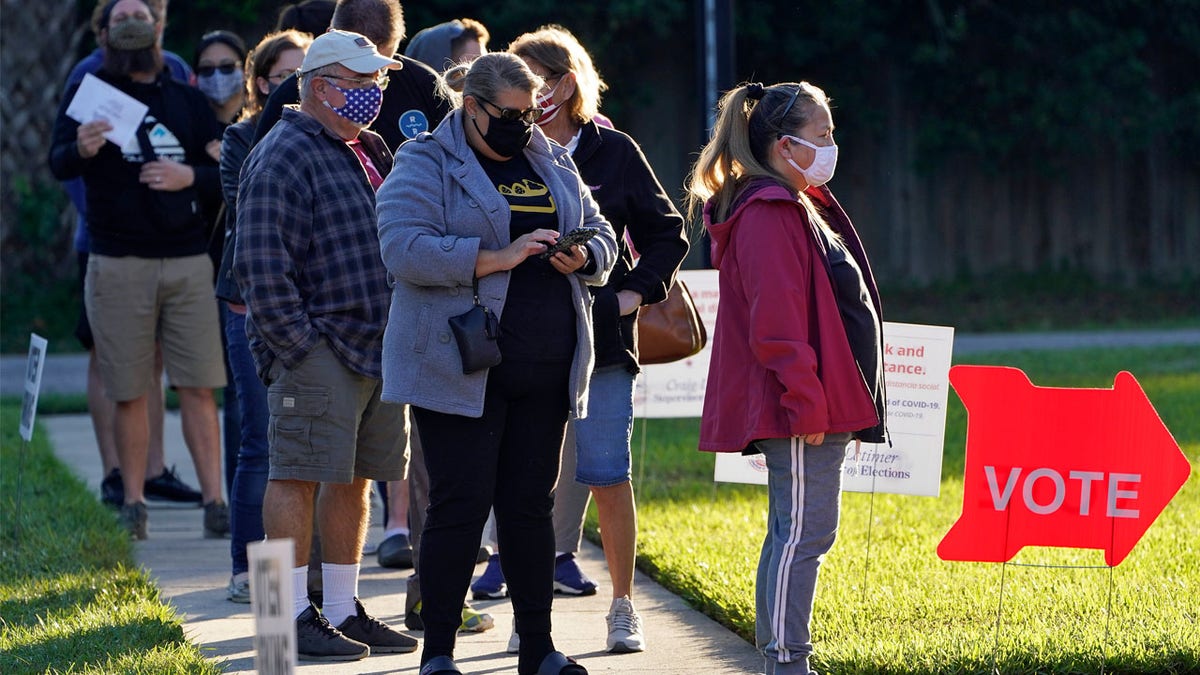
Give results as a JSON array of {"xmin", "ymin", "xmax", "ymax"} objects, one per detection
[{"xmin": 65, "ymin": 73, "xmax": 148, "ymax": 149}]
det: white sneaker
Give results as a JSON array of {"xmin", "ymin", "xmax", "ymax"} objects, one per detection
[
  {"xmin": 605, "ymin": 595, "xmax": 645, "ymax": 653},
  {"xmin": 226, "ymin": 572, "xmax": 250, "ymax": 603},
  {"xmin": 506, "ymin": 627, "xmax": 520, "ymax": 654}
]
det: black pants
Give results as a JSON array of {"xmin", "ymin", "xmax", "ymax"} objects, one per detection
[{"xmin": 414, "ymin": 359, "xmax": 572, "ymax": 663}]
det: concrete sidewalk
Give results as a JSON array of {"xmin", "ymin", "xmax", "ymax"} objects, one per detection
[{"xmin": 41, "ymin": 413, "xmax": 762, "ymax": 674}]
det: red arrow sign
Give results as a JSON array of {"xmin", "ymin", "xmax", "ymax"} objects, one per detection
[{"xmin": 938, "ymin": 365, "xmax": 1191, "ymax": 566}]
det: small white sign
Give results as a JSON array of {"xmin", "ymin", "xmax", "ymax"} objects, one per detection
[
  {"xmin": 633, "ymin": 269, "xmax": 720, "ymax": 419},
  {"xmin": 19, "ymin": 334, "xmax": 48, "ymax": 442},
  {"xmin": 65, "ymin": 73, "xmax": 149, "ymax": 149},
  {"xmin": 714, "ymin": 322, "xmax": 955, "ymax": 497},
  {"xmin": 248, "ymin": 539, "xmax": 297, "ymax": 675}
]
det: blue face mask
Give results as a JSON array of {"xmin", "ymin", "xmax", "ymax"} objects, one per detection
[{"xmin": 322, "ymin": 78, "xmax": 383, "ymax": 127}]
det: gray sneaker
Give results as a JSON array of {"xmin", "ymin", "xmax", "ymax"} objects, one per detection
[
  {"xmin": 227, "ymin": 573, "xmax": 250, "ymax": 603},
  {"xmin": 203, "ymin": 500, "xmax": 230, "ymax": 539},
  {"xmin": 119, "ymin": 502, "xmax": 148, "ymax": 540},
  {"xmin": 506, "ymin": 627, "xmax": 519, "ymax": 654},
  {"xmin": 296, "ymin": 603, "xmax": 369, "ymax": 662},
  {"xmin": 336, "ymin": 598, "xmax": 418, "ymax": 653},
  {"xmin": 606, "ymin": 595, "xmax": 645, "ymax": 653}
]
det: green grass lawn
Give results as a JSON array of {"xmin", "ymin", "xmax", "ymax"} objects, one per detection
[
  {"xmin": 616, "ymin": 344, "xmax": 1200, "ymax": 674},
  {"xmin": 2, "ymin": 344, "xmax": 1195, "ymax": 674},
  {"xmin": 0, "ymin": 406, "xmax": 220, "ymax": 675}
]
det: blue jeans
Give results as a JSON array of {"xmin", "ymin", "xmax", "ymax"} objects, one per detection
[
  {"xmin": 224, "ymin": 307, "xmax": 269, "ymax": 576},
  {"xmin": 573, "ymin": 365, "xmax": 636, "ymax": 487},
  {"xmin": 219, "ymin": 305, "xmax": 242, "ymax": 496},
  {"xmin": 754, "ymin": 433, "xmax": 851, "ymax": 675}
]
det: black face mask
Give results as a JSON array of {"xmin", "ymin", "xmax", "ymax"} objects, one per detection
[{"xmin": 473, "ymin": 111, "xmax": 532, "ymax": 158}]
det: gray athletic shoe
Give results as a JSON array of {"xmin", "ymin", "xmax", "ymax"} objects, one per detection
[
  {"xmin": 296, "ymin": 603, "xmax": 369, "ymax": 662},
  {"xmin": 226, "ymin": 573, "xmax": 250, "ymax": 603},
  {"xmin": 119, "ymin": 502, "xmax": 148, "ymax": 540},
  {"xmin": 336, "ymin": 598, "xmax": 418, "ymax": 653},
  {"xmin": 203, "ymin": 500, "xmax": 230, "ymax": 539},
  {"xmin": 606, "ymin": 595, "xmax": 646, "ymax": 653}
]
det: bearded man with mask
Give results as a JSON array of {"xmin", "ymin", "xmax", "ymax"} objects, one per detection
[
  {"xmin": 232, "ymin": 30, "xmax": 417, "ymax": 662},
  {"xmin": 57, "ymin": 0, "xmax": 208, "ymax": 518},
  {"xmin": 49, "ymin": 0, "xmax": 229, "ymax": 541}
]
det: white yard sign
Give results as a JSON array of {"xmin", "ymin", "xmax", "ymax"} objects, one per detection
[
  {"xmin": 19, "ymin": 334, "xmax": 48, "ymax": 442},
  {"xmin": 633, "ymin": 270, "xmax": 953, "ymax": 497},
  {"xmin": 633, "ymin": 269, "xmax": 720, "ymax": 418},
  {"xmin": 248, "ymin": 539, "xmax": 297, "ymax": 675}
]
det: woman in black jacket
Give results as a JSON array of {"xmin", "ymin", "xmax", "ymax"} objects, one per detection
[{"xmin": 497, "ymin": 24, "xmax": 689, "ymax": 655}]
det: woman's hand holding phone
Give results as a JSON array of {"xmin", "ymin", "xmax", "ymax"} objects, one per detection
[{"xmin": 476, "ymin": 228, "xmax": 561, "ymax": 277}]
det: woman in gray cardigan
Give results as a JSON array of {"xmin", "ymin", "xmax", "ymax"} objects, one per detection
[{"xmin": 376, "ymin": 52, "xmax": 615, "ymax": 675}]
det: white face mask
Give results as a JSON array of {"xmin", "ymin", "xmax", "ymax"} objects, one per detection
[{"xmin": 782, "ymin": 135, "xmax": 838, "ymax": 187}]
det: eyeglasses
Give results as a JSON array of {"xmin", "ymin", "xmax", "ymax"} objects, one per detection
[
  {"xmin": 197, "ymin": 63, "xmax": 240, "ymax": 77},
  {"xmin": 538, "ymin": 73, "xmax": 563, "ymax": 93},
  {"xmin": 474, "ymin": 95, "xmax": 543, "ymax": 125},
  {"xmin": 267, "ymin": 68, "xmax": 299, "ymax": 83},
  {"xmin": 777, "ymin": 85, "xmax": 802, "ymax": 122},
  {"xmin": 322, "ymin": 74, "xmax": 389, "ymax": 91}
]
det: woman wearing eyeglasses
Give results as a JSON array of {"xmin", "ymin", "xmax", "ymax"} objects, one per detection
[
  {"xmin": 686, "ymin": 81, "xmax": 886, "ymax": 675},
  {"xmin": 376, "ymin": 51, "xmax": 615, "ymax": 675},
  {"xmin": 214, "ymin": 28, "xmax": 312, "ymax": 605}
]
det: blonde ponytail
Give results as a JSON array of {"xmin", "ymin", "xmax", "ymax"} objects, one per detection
[{"xmin": 686, "ymin": 81, "xmax": 835, "ymax": 234}]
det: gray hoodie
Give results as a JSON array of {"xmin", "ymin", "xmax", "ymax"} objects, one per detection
[
  {"xmin": 404, "ymin": 21, "xmax": 466, "ymax": 73},
  {"xmin": 376, "ymin": 109, "xmax": 617, "ymax": 418}
]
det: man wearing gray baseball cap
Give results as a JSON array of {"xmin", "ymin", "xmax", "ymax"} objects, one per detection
[{"xmin": 233, "ymin": 28, "xmax": 414, "ymax": 662}]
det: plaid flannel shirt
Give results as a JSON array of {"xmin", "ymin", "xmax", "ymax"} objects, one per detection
[{"xmin": 233, "ymin": 108, "xmax": 393, "ymax": 380}]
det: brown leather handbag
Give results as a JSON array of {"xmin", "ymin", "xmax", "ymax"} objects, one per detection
[{"xmin": 636, "ymin": 279, "xmax": 708, "ymax": 365}]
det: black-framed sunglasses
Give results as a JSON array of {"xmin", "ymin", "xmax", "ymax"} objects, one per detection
[
  {"xmin": 197, "ymin": 63, "xmax": 240, "ymax": 77},
  {"xmin": 777, "ymin": 85, "xmax": 802, "ymax": 122},
  {"xmin": 474, "ymin": 95, "xmax": 543, "ymax": 125}
]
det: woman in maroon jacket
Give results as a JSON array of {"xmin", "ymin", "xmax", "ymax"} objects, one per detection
[{"xmin": 686, "ymin": 81, "xmax": 886, "ymax": 675}]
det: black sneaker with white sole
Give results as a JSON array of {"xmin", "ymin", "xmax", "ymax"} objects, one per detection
[
  {"xmin": 336, "ymin": 598, "xmax": 419, "ymax": 653},
  {"xmin": 296, "ymin": 603, "xmax": 369, "ymax": 661}
]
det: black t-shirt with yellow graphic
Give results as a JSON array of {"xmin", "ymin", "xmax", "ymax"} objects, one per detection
[{"xmin": 476, "ymin": 150, "xmax": 576, "ymax": 362}]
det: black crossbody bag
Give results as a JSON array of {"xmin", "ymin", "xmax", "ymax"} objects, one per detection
[{"xmin": 448, "ymin": 277, "xmax": 502, "ymax": 374}]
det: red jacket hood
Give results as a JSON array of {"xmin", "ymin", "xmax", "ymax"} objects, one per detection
[{"xmin": 704, "ymin": 179, "xmax": 798, "ymax": 270}]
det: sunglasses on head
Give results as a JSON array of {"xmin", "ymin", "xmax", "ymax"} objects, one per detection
[
  {"xmin": 197, "ymin": 63, "xmax": 239, "ymax": 77},
  {"xmin": 474, "ymin": 95, "xmax": 543, "ymax": 125},
  {"xmin": 777, "ymin": 85, "xmax": 802, "ymax": 122}
]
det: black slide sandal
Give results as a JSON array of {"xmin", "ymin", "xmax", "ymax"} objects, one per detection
[
  {"xmin": 419, "ymin": 655, "xmax": 462, "ymax": 675},
  {"xmin": 536, "ymin": 651, "xmax": 587, "ymax": 675}
]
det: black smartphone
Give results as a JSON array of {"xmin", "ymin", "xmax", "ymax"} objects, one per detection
[{"xmin": 540, "ymin": 228, "xmax": 599, "ymax": 258}]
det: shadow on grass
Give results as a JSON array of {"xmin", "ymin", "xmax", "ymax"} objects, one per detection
[{"xmin": 0, "ymin": 614, "xmax": 186, "ymax": 674}]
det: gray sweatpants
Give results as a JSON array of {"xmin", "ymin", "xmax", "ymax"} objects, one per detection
[{"xmin": 754, "ymin": 433, "xmax": 851, "ymax": 675}]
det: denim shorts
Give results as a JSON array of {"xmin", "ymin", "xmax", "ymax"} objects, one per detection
[{"xmin": 573, "ymin": 365, "xmax": 636, "ymax": 486}]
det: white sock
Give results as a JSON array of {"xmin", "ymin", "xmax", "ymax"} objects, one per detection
[
  {"xmin": 292, "ymin": 566, "xmax": 310, "ymax": 620},
  {"xmin": 383, "ymin": 526, "xmax": 410, "ymax": 539},
  {"xmin": 321, "ymin": 562, "xmax": 360, "ymax": 626}
]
